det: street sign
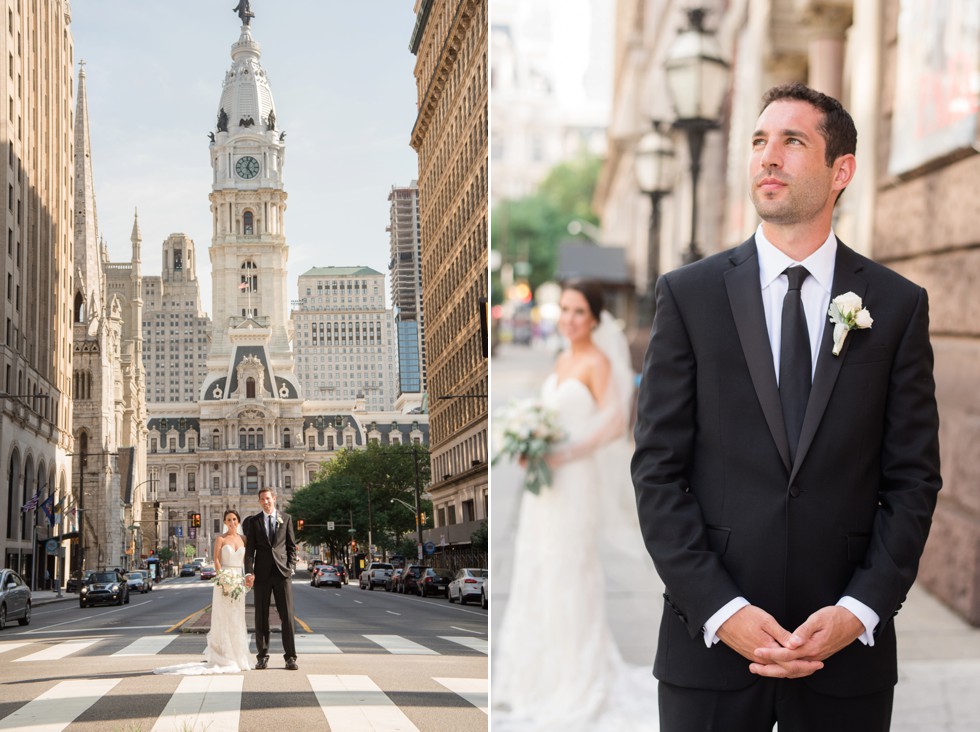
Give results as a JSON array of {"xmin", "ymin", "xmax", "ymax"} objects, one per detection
[
  {"xmin": 423, "ymin": 541, "xmax": 435, "ymax": 555},
  {"xmin": 175, "ymin": 526, "xmax": 183, "ymax": 537},
  {"xmin": 327, "ymin": 521, "xmax": 335, "ymax": 531},
  {"xmin": 45, "ymin": 539, "xmax": 58, "ymax": 554}
]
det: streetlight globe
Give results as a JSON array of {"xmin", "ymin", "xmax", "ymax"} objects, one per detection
[
  {"xmin": 635, "ymin": 125, "xmax": 676, "ymax": 193},
  {"xmin": 665, "ymin": 8, "xmax": 730, "ymax": 123}
]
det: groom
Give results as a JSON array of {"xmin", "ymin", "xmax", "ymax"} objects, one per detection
[
  {"xmin": 632, "ymin": 83, "xmax": 941, "ymax": 729},
  {"xmin": 244, "ymin": 487, "xmax": 298, "ymax": 670}
]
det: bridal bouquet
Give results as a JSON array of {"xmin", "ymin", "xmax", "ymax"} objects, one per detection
[
  {"xmin": 212, "ymin": 569, "xmax": 249, "ymax": 601},
  {"xmin": 492, "ymin": 398, "xmax": 564, "ymax": 495}
]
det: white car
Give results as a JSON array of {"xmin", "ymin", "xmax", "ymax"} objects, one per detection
[
  {"xmin": 481, "ymin": 575, "xmax": 489, "ymax": 609},
  {"xmin": 448, "ymin": 567, "xmax": 487, "ymax": 605}
]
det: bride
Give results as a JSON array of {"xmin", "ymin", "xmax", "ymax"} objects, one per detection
[
  {"xmin": 154, "ymin": 509, "xmax": 252, "ymax": 675},
  {"xmin": 493, "ymin": 281, "xmax": 659, "ymax": 731}
]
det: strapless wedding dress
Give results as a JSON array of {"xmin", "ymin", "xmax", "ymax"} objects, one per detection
[
  {"xmin": 493, "ymin": 374, "xmax": 659, "ymax": 731},
  {"xmin": 154, "ymin": 543, "xmax": 252, "ymax": 675}
]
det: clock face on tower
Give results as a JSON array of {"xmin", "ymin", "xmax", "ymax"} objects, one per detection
[{"xmin": 235, "ymin": 156, "xmax": 260, "ymax": 179}]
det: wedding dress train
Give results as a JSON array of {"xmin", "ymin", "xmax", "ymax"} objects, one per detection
[{"xmin": 153, "ymin": 543, "xmax": 252, "ymax": 675}]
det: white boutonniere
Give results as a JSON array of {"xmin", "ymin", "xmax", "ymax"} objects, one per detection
[
  {"xmin": 828, "ymin": 292, "xmax": 873, "ymax": 356},
  {"xmin": 276, "ymin": 514, "xmax": 283, "ymax": 528}
]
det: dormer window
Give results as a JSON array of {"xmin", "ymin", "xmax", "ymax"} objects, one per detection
[
  {"xmin": 246, "ymin": 377, "xmax": 256, "ymax": 399},
  {"xmin": 243, "ymin": 210, "xmax": 254, "ymax": 235}
]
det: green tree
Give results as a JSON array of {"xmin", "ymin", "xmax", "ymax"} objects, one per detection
[
  {"xmin": 491, "ymin": 152, "xmax": 603, "ymax": 300},
  {"xmin": 285, "ymin": 444, "xmax": 432, "ymax": 558}
]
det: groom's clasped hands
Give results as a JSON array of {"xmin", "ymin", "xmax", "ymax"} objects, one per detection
[{"xmin": 718, "ymin": 604, "xmax": 865, "ymax": 679}]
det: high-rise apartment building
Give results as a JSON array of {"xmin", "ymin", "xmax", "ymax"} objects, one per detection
[
  {"xmin": 293, "ymin": 267, "xmax": 397, "ymax": 412},
  {"xmin": 387, "ymin": 182, "xmax": 425, "ymax": 401},
  {"xmin": 410, "ymin": 0, "xmax": 488, "ymax": 553},
  {"xmin": 0, "ymin": 2, "xmax": 76, "ymax": 583},
  {"xmin": 141, "ymin": 233, "xmax": 212, "ymax": 404}
]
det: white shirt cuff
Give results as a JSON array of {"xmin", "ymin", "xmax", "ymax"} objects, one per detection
[
  {"xmin": 837, "ymin": 596, "xmax": 879, "ymax": 646},
  {"xmin": 702, "ymin": 596, "xmax": 750, "ymax": 648}
]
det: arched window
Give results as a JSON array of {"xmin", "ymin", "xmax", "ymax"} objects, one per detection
[
  {"xmin": 73, "ymin": 292, "xmax": 85, "ymax": 323},
  {"xmin": 6, "ymin": 449, "xmax": 20, "ymax": 539},
  {"xmin": 240, "ymin": 260, "xmax": 258, "ymax": 293},
  {"xmin": 246, "ymin": 377, "xmax": 256, "ymax": 399},
  {"xmin": 283, "ymin": 428, "xmax": 291, "ymax": 448},
  {"xmin": 212, "ymin": 428, "xmax": 221, "ymax": 449},
  {"xmin": 247, "ymin": 429, "xmax": 256, "ymax": 450},
  {"xmin": 256, "ymin": 428, "xmax": 264, "ymax": 450},
  {"xmin": 239, "ymin": 428, "xmax": 246, "ymax": 450},
  {"xmin": 246, "ymin": 465, "xmax": 258, "ymax": 493},
  {"xmin": 243, "ymin": 210, "xmax": 254, "ymax": 235}
]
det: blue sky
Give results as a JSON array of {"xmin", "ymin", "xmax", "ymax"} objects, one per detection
[{"xmin": 71, "ymin": 1, "xmax": 420, "ymax": 314}]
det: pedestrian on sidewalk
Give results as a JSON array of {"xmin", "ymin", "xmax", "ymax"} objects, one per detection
[{"xmin": 632, "ymin": 82, "xmax": 941, "ymax": 731}]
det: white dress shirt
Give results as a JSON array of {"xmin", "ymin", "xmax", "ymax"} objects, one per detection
[{"xmin": 701, "ymin": 226, "xmax": 879, "ymax": 648}]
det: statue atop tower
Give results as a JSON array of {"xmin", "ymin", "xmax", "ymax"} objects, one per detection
[{"xmin": 233, "ymin": 1, "xmax": 254, "ymax": 27}]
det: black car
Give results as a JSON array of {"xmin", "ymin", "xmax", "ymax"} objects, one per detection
[
  {"xmin": 79, "ymin": 570, "xmax": 130, "ymax": 607},
  {"xmin": 417, "ymin": 568, "xmax": 452, "ymax": 597},
  {"xmin": 66, "ymin": 570, "xmax": 92, "ymax": 593},
  {"xmin": 399, "ymin": 565, "xmax": 423, "ymax": 594},
  {"xmin": 179, "ymin": 563, "xmax": 196, "ymax": 577}
]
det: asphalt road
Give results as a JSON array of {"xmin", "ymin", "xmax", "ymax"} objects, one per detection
[{"xmin": 0, "ymin": 570, "xmax": 487, "ymax": 731}]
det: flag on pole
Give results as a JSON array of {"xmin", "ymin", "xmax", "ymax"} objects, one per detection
[
  {"xmin": 21, "ymin": 491, "xmax": 40, "ymax": 513},
  {"xmin": 40, "ymin": 495, "xmax": 55, "ymax": 526},
  {"xmin": 239, "ymin": 281, "xmax": 250, "ymax": 291}
]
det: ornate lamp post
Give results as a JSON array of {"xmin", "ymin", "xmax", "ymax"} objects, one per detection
[
  {"xmin": 634, "ymin": 121, "xmax": 676, "ymax": 323},
  {"xmin": 664, "ymin": 7, "xmax": 730, "ymax": 264}
]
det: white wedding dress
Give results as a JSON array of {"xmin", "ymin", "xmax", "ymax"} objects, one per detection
[
  {"xmin": 493, "ymin": 373, "xmax": 659, "ymax": 731},
  {"xmin": 154, "ymin": 543, "xmax": 252, "ymax": 675}
]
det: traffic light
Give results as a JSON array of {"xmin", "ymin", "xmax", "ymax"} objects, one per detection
[
  {"xmin": 420, "ymin": 512, "xmax": 427, "ymax": 525},
  {"xmin": 297, "ymin": 519, "xmax": 304, "ymax": 531},
  {"xmin": 191, "ymin": 513, "xmax": 201, "ymax": 528}
]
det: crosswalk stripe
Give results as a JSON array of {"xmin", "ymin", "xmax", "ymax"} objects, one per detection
[
  {"xmin": 363, "ymin": 634, "xmax": 438, "ymax": 655},
  {"xmin": 438, "ymin": 636, "xmax": 488, "ymax": 654},
  {"xmin": 14, "ymin": 639, "xmax": 99, "ymax": 662},
  {"xmin": 296, "ymin": 633, "xmax": 343, "ymax": 654},
  {"xmin": 309, "ymin": 674, "xmax": 421, "ymax": 731},
  {"xmin": 151, "ymin": 674, "xmax": 243, "ymax": 732},
  {"xmin": 0, "ymin": 677, "xmax": 121, "ymax": 731},
  {"xmin": 0, "ymin": 642, "xmax": 31, "ymax": 655},
  {"xmin": 113, "ymin": 635, "xmax": 179, "ymax": 656},
  {"xmin": 433, "ymin": 677, "xmax": 488, "ymax": 715}
]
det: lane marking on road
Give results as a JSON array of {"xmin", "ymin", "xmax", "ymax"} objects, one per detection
[
  {"xmin": 363, "ymin": 635, "xmax": 438, "ymax": 655},
  {"xmin": 113, "ymin": 634, "xmax": 179, "ymax": 656},
  {"xmin": 21, "ymin": 600, "xmax": 154, "ymax": 634},
  {"xmin": 0, "ymin": 642, "xmax": 30, "ymax": 655},
  {"xmin": 166, "ymin": 606, "xmax": 209, "ymax": 633},
  {"xmin": 353, "ymin": 600, "xmax": 363, "ymax": 605},
  {"xmin": 14, "ymin": 638, "xmax": 100, "ymax": 662},
  {"xmin": 439, "ymin": 636, "xmax": 489, "ymax": 654},
  {"xmin": 450, "ymin": 625, "xmax": 485, "ymax": 634},
  {"xmin": 19, "ymin": 625, "xmax": 170, "ymax": 635},
  {"xmin": 0, "ymin": 677, "xmax": 121, "ymax": 731},
  {"xmin": 433, "ymin": 677, "xmax": 488, "ymax": 715},
  {"xmin": 309, "ymin": 674, "xmax": 421, "ymax": 732},
  {"xmin": 295, "ymin": 615, "xmax": 313, "ymax": 633},
  {"xmin": 151, "ymin": 674, "xmax": 243, "ymax": 732},
  {"xmin": 296, "ymin": 634, "xmax": 343, "ymax": 654},
  {"xmin": 385, "ymin": 611, "xmax": 401, "ymax": 616}
]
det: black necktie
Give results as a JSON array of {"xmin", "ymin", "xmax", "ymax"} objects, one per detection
[
  {"xmin": 267, "ymin": 514, "xmax": 275, "ymax": 543},
  {"xmin": 780, "ymin": 266, "xmax": 811, "ymax": 463}
]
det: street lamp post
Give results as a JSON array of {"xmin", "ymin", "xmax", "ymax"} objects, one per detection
[
  {"xmin": 664, "ymin": 7, "xmax": 730, "ymax": 264},
  {"xmin": 634, "ymin": 120, "xmax": 676, "ymax": 324}
]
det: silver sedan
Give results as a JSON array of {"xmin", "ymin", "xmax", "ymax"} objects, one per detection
[{"xmin": 0, "ymin": 569, "xmax": 31, "ymax": 630}]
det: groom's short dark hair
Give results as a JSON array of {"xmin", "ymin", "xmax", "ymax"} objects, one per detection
[{"xmin": 258, "ymin": 487, "xmax": 276, "ymax": 497}]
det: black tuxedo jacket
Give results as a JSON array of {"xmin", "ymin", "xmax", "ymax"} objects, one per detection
[
  {"xmin": 632, "ymin": 236, "xmax": 941, "ymax": 697},
  {"xmin": 244, "ymin": 510, "xmax": 297, "ymax": 581}
]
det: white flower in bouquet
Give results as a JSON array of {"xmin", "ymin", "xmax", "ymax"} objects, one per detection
[
  {"xmin": 828, "ymin": 291, "xmax": 873, "ymax": 356},
  {"xmin": 212, "ymin": 569, "xmax": 249, "ymax": 601},
  {"xmin": 492, "ymin": 398, "xmax": 565, "ymax": 494}
]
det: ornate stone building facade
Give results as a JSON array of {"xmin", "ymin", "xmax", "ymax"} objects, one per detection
[
  {"xmin": 0, "ymin": 1, "xmax": 75, "ymax": 587},
  {"xmin": 142, "ymin": 15, "xmax": 429, "ymax": 562},
  {"xmin": 596, "ymin": 0, "xmax": 979, "ymax": 621},
  {"xmin": 71, "ymin": 67, "xmax": 148, "ymax": 574},
  {"xmin": 410, "ymin": 0, "xmax": 489, "ymax": 551}
]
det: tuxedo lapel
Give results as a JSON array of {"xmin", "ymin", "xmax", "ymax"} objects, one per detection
[
  {"xmin": 724, "ymin": 237, "xmax": 792, "ymax": 472},
  {"xmin": 790, "ymin": 243, "xmax": 867, "ymax": 481}
]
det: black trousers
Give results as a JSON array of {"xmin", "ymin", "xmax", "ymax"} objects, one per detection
[
  {"xmin": 253, "ymin": 571, "xmax": 296, "ymax": 661},
  {"xmin": 658, "ymin": 677, "xmax": 893, "ymax": 732}
]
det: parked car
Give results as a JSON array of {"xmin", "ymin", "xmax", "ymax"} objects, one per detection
[
  {"xmin": 66, "ymin": 570, "xmax": 92, "ymax": 593},
  {"xmin": 313, "ymin": 564, "xmax": 344, "ymax": 588},
  {"xmin": 179, "ymin": 563, "xmax": 196, "ymax": 577},
  {"xmin": 358, "ymin": 562, "xmax": 393, "ymax": 590},
  {"xmin": 448, "ymin": 568, "xmax": 488, "ymax": 605},
  {"xmin": 126, "ymin": 571, "xmax": 150, "ymax": 594},
  {"xmin": 191, "ymin": 559, "xmax": 205, "ymax": 572},
  {"xmin": 0, "ymin": 569, "xmax": 31, "ymax": 629},
  {"xmin": 399, "ymin": 565, "xmax": 423, "ymax": 595},
  {"xmin": 417, "ymin": 568, "xmax": 452, "ymax": 598},
  {"xmin": 385, "ymin": 568, "xmax": 404, "ymax": 592},
  {"xmin": 481, "ymin": 575, "xmax": 489, "ymax": 609},
  {"xmin": 200, "ymin": 566, "xmax": 216, "ymax": 581},
  {"xmin": 79, "ymin": 570, "xmax": 130, "ymax": 607}
]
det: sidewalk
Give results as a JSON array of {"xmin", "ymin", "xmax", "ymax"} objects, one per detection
[{"xmin": 491, "ymin": 342, "xmax": 980, "ymax": 730}]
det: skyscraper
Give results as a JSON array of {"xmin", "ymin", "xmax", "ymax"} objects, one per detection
[{"xmin": 387, "ymin": 182, "xmax": 425, "ymax": 402}]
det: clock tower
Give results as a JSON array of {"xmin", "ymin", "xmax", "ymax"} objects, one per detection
[{"xmin": 202, "ymin": 17, "xmax": 299, "ymax": 403}]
